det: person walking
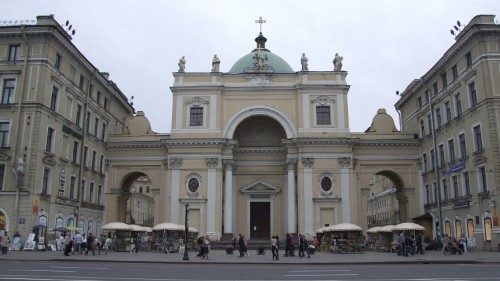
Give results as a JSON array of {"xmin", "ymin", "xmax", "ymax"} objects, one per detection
[
  {"xmin": 415, "ymin": 232, "xmax": 424, "ymax": 254},
  {"xmin": 63, "ymin": 232, "xmax": 72, "ymax": 256},
  {"xmin": 73, "ymin": 232, "xmax": 82, "ymax": 254},
  {"xmin": 103, "ymin": 233, "xmax": 112, "ymax": 255},
  {"xmin": 1, "ymin": 231, "xmax": 10, "ymax": 255},
  {"xmin": 132, "ymin": 234, "xmax": 140, "ymax": 254},
  {"xmin": 299, "ymin": 235, "xmax": 310, "ymax": 258},
  {"xmin": 271, "ymin": 236, "xmax": 278, "ymax": 260},
  {"xmin": 441, "ymin": 234, "xmax": 450, "ymax": 255},
  {"xmin": 238, "ymin": 234, "xmax": 245, "ymax": 257},
  {"xmin": 459, "ymin": 233, "xmax": 468, "ymax": 254},
  {"xmin": 397, "ymin": 232, "xmax": 407, "ymax": 256},
  {"xmin": 85, "ymin": 233, "xmax": 95, "ymax": 256},
  {"xmin": 275, "ymin": 236, "xmax": 280, "ymax": 259}
]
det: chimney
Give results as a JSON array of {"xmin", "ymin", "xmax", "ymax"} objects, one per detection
[{"xmin": 101, "ymin": 72, "xmax": 110, "ymax": 80}]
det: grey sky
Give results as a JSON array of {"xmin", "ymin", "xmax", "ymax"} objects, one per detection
[{"xmin": 2, "ymin": 0, "xmax": 499, "ymax": 133}]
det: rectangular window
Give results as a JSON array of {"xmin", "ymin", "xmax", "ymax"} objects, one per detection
[
  {"xmin": 42, "ymin": 168, "xmax": 50, "ymax": 194},
  {"xmin": 76, "ymin": 104, "xmax": 82, "ymax": 127},
  {"xmin": 94, "ymin": 117, "xmax": 99, "ymax": 137},
  {"xmin": 430, "ymin": 149, "xmax": 435, "ymax": 170},
  {"xmin": 89, "ymin": 182, "xmax": 94, "ymax": 203},
  {"xmin": 452, "ymin": 64, "xmax": 458, "ymax": 80},
  {"xmin": 45, "ymin": 127, "xmax": 55, "ymax": 152},
  {"xmin": 66, "ymin": 96, "xmax": 73, "ymax": 118},
  {"xmin": 86, "ymin": 112, "xmax": 91, "ymax": 133},
  {"xmin": 316, "ymin": 106, "xmax": 331, "ymax": 125},
  {"xmin": 79, "ymin": 75, "xmax": 85, "ymax": 89},
  {"xmin": 425, "ymin": 91, "xmax": 430, "ymax": 103},
  {"xmin": 439, "ymin": 144, "xmax": 445, "ymax": 166},
  {"xmin": 484, "ymin": 218, "xmax": 492, "ymax": 242},
  {"xmin": 101, "ymin": 123, "xmax": 107, "ymax": 141},
  {"xmin": 468, "ymin": 81, "xmax": 477, "ymax": 107},
  {"xmin": 435, "ymin": 108, "xmax": 441, "ymax": 127},
  {"xmin": 88, "ymin": 84, "xmax": 93, "ymax": 97},
  {"xmin": 50, "ymin": 86, "xmax": 58, "ymax": 111},
  {"xmin": 104, "ymin": 97, "xmax": 109, "ymax": 110},
  {"xmin": 425, "ymin": 184, "xmax": 430, "ymax": 204},
  {"xmin": 433, "ymin": 182, "xmax": 438, "ymax": 203},
  {"xmin": 452, "ymin": 175, "xmax": 459, "ymax": 198},
  {"xmin": 479, "ymin": 166, "xmax": 487, "ymax": 192},
  {"xmin": 8, "ymin": 45, "xmax": 20, "ymax": 61},
  {"xmin": 433, "ymin": 82, "xmax": 439, "ymax": 96},
  {"xmin": 0, "ymin": 164, "xmax": 4, "ymax": 191},
  {"xmin": 62, "ymin": 135, "xmax": 69, "ymax": 159},
  {"xmin": 55, "ymin": 53, "xmax": 61, "ymax": 70},
  {"xmin": 99, "ymin": 155, "xmax": 104, "ymax": 173},
  {"xmin": 464, "ymin": 172, "xmax": 471, "ymax": 195},
  {"xmin": 427, "ymin": 114, "xmax": 432, "ymax": 134},
  {"xmin": 91, "ymin": 150, "xmax": 96, "ymax": 171},
  {"xmin": 473, "ymin": 125, "xmax": 483, "ymax": 151},
  {"xmin": 98, "ymin": 184, "xmax": 102, "ymax": 204},
  {"xmin": 448, "ymin": 139, "xmax": 455, "ymax": 162},
  {"xmin": 69, "ymin": 176, "xmax": 76, "ymax": 199},
  {"xmin": 465, "ymin": 52, "xmax": 472, "ymax": 68},
  {"xmin": 81, "ymin": 179, "xmax": 86, "ymax": 201},
  {"xmin": 72, "ymin": 141, "xmax": 79, "ymax": 163},
  {"xmin": 0, "ymin": 122, "xmax": 10, "ymax": 148},
  {"xmin": 445, "ymin": 101, "xmax": 451, "ymax": 123},
  {"xmin": 459, "ymin": 133, "xmax": 467, "ymax": 158},
  {"xmin": 455, "ymin": 93, "xmax": 462, "ymax": 116},
  {"xmin": 441, "ymin": 72, "xmax": 447, "ymax": 88},
  {"xmin": 1, "ymin": 79, "xmax": 15, "ymax": 104},
  {"xmin": 420, "ymin": 120, "xmax": 425, "ymax": 138},
  {"xmin": 423, "ymin": 153, "xmax": 428, "ymax": 172},
  {"xmin": 417, "ymin": 97, "xmax": 422, "ymax": 108},
  {"xmin": 96, "ymin": 91, "xmax": 101, "ymax": 105},
  {"xmin": 442, "ymin": 179, "xmax": 448, "ymax": 200},
  {"xmin": 83, "ymin": 146, "xmax": 88, "ymax": 168},
  {"xmin": 189, "ymin": 107, "xmax": 203, "ymax": 126},
  {"xmin": 467, "ymin": 219, "xmax": 474, "ymax": 238}
]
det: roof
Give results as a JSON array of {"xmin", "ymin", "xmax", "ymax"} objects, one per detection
[{"xmin": 229, "ymin": 50, "xmax": 294, "ymax": 74}]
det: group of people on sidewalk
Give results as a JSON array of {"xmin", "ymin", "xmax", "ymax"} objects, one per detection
[{"xmin": 62, "ymin": 232, "xmax": 112, "ymax": 256}]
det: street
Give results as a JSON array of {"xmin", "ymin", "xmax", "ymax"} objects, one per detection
[{"xmin": 1, "ymin": 261, "xmax": 500, "ymax": 280}]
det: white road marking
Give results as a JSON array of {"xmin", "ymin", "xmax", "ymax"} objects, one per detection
[
  {"xmin": 8, "ymin": 269, "xmax": 75, "ymax": 273},
  {"xmin": 289, "ymin": 269, "xmax": 351, "ymax": 272},
  {"xmin": 285, "ymin": 273, "xmax": 359, "ymax": 277},
  {"xmin": 50, "ymin": 266, "xmax": 108, "ymax": 270}
]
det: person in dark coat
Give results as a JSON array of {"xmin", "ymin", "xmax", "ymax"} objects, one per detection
[
  {"xmin": 85, "ymin": 233, "xmax": 95, "ymax": 256},
  {"xmin": 238, "ymin": 234, "xmax": 245, "ymax": 257},
  {"xmin": 415, "ymin": 233, "xmax": 424, "ymax": 254}
]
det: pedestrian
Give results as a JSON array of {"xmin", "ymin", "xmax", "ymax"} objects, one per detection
[
  {"xmin": 203, "ymin": 235, "xmax": 211, "ymax": 260},
  {"xmin": 441, "ymin": 234, "xmax": 450, "ymax": 255},
  {"xmin": 63, "ymin": 232, "xmax": 72, "ymax": 256},
  {"xmin": 299, "ymin": 234, "xmax": 310, "ymax": 258},
  {"xmin": 459, "ymin": 233, "xmax": 468, "ymax": 254},
  {"xmin": 275, "ymin": 235, "xmax": 280, "ymax": 259},
  {"xmin": 81, "ymin": 233, "xmax": 87, "ymax": 254},
  {"xmin": 73, "ymin": 232, "xmax": 82, "ymax": 254},
  {"xmin": 415, "ymin": 232, "xmax": 424, "ymax": 254},
  {"xmin": 397, "ymin": 232, "xmax": 407, "ymax": 256},
  {"xmin": 132, "ymin": 234, "xmax": 140, "ymax": 254},
  {"xmin": 238, "ymin": 234, "xmax": 245, "ymax": 257},
  {"xmin": 103, "ymin": 233, "xmax": 112, "ymax": 255},
  {"xmin": 1, "ymin": 231, "xmax": 10, "ymax": 255},
  {"xmin": 85, "ymin": 233, "xmax": 95, "ymax": 256},
  {"xmin": 95, "ymin": 236, "xmax": 101, "ymax": 255},
  {"xmin": 271, "ymin": 236, "xmax": 278, "ymax": 260}
]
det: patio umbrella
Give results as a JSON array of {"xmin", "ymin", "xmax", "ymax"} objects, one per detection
[
  {"xmin": 102, "ymin": 222, "xmax": 133, "ymax": 231},
  {"xmin": 67, "ymin": 225, "xmax": 83, "ymax": 231},
  {"xmin": 53, "ymin": 227, "xmax": 69, "ymax": 232}
]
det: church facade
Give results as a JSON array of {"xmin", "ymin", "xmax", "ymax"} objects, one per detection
[{"xmin": 106, "ymin": 32, "xmax": 421, "ymax": 239}]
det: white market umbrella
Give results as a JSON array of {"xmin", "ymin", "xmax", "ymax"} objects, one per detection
[
  {"xmin": 328, "ymin": 223, "xmax": 362, "ymax": 232},
  {"xmin": 366, "ymin": 226, "xmax": 381, "ymax": 233},
  {"xmin": 378, "ymin": 225, "xmax": 395, "ymax": 232},
  {"xmin": 128, "ymin": 224, "xmax": 148, "ymax": 232},
  {"xmin": 392, "ymin": 222, "xmax": 425, "ymax": 231},
  {"xmin": 102, "ymin": 222, "xmax": 133, "ymax": 231},
  {"xmin": 152, "ymin": 223, "xmax": 183, "ymax": 231},
  {"xmin": 316, "ymin": 226, "xmax": 329, "ymax": 233}
]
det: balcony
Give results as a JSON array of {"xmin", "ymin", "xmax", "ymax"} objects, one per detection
[
  {"xmin": 452, "ymin": 195, "xmax": 471, "ymax": 209},
  {"xmin": 81, "ymin": 201, "xmax": 104, "ymax": 211}
]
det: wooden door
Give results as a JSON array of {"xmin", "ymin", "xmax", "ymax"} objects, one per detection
[{"xmin": 250, "ymin": 202, "xmax": 270, "ymax": 238}]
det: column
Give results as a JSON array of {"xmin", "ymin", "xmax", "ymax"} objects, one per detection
[
  {"xmin": 302, "ymin": 158, "xmax": 314, "ymax": 233},
  {"xmin": 286, "ymin": 159, "xmax": 297, "ymax": 233},
  {"xmin": 206, "ymin": 158, "xmax": 218, "ymax": 233},
  {"xmin": 169, "ymin": 158, "xmax": 183, "ymax": 224},
  {"xmin": 338, "ymin": 157, "xmax": 351, "ymax": 223},
  {"xmin": 222, "ymin": 160, "xmax": 234, "ymax": 234}
]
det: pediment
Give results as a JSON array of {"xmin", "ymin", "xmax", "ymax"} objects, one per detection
[{"xmin": 240, "ymin": 179, "xmax": 280, "ymax": 195}]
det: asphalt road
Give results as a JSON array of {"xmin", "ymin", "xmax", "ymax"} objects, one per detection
[{"xmin": 0, "ymin": 260, "xmax": 500, "ymax": 280}]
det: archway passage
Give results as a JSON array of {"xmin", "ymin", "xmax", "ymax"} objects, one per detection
[
  {"xmin": 116, "ymin": 172, "xmax": 156, "ymax": 226},
  {"xmin": 366, "ymin": 171, "xmax": 407, "ymax": 228},
  {"xmin": 0, "ymin": 210, "xmax": 6, "ymax": 231},
  {"xmin": 232, "ymin": 116, "xmax": 287, "ymax": 238}
]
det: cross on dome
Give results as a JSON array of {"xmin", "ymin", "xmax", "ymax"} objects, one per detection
[{"xmin": 255, "ymin": 16, "xmax": 266, "ymax": 34}]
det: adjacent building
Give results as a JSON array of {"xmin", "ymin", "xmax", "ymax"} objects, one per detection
[
  {"xmin": 0, "ymin": 15, "xmax": 134, "ymax": 238},
  {"xmin": 127, "ymin": 176, "xmax": 155, "ymax": 226},
  {"xmin": 366, "ymin": 175, "xmax": 399, "ymax": 227},
  {"xmin": 396, "ymin": 15, "xmax": 500, "ymax": 250}
]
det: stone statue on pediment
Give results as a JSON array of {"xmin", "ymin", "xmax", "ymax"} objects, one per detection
[
  {"xmin": 211, "ymin": 54, "xmax": 220, "ymax": 72},
  {"xmin": 178, "ymin": 56, "xmax": 186, "ymax": 72},
  {"xmin": 333, "ymin": 52, "xmax": 343, "ymax": 71},
  {"xmin": 301, "ymin": 53, "xmax": 308, "ymax": 71}
]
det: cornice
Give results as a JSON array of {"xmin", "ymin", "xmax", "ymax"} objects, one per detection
[
  {"xmin": 355, "ymin": 139, "xmax": 421, "ymax": 147},
  {"xmin": 161, "ymin": 138, "xmax": 233, "ymax": 147},
  {"xmin": 233, "ymin": 147, "xmax": 286, "ymax": 154},
  {"xmin": 286, "ymin": 138, "xmax": 357, "ymax": 146},
  {"xmin": 106, "ymin": 141, "xmax": 164, "ymax": 149}
]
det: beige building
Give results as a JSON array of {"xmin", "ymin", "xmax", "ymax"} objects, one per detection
[
  {"xmin": 0, "ymin": 15, "xmax": 133, "ymax": 237},
  {"xmin": 106, "ymin": 31, "xmax": 421, "ymax": 239},
  {"xmin": 127, "ymin": 176, "xmax": 154, "ymax": 226},
  {"xmin": 367, "ymin": 175, "xmax": 399, "ymax": 227},
  {"xmin": 396, "ymin": 15, "xmax": 500, "ymax": 250}
]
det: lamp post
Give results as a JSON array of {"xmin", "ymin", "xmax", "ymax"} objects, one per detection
[{"xmin": 183, "ymin": 203, "xmax": 190, "ymax": 261}]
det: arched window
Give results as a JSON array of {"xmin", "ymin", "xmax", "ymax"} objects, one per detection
[
  {"xmin": 466, "ymin": 218, "xmax": 474, "ymax": 238},
  {"xmin": 79, "ymin": 219, "xmax": 85, "ymax": 233},
  {"xmin": 67, "ymin": 218, "xmax": 75, "ymax": 227},
  {"xmin": 484, "ymin": 217, "xmax": 492, "ymax": 242},
  {"xmin": 39, "ymin": 215, "xmax": 47, "ymax": 227},
  {"xmin": 96, "ymin": 222, "xmax": 101, "ymax": 235},
  {"xmin": 454, "ymin": 220, "xmax": 462, "ymax": 237},
  {"xmin": 445, "ymin": 221, "xmax": 452, "ymax": 237},
  {"xmin": 87, "ymin": 221, "xmax": 93, "ymax": 235},
  {"xmin": 55, "ymin": 217, "xmax": 63, "ymax": 229}
]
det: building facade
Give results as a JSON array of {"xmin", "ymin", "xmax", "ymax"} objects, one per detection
[
  {"xmin": 396, "ymin": 15, "xmax": 500, "ymax": 250},
  {"xmin": 367, "ymin": 175, "xmax": 399, "ymax": 227},
  {"xmin": 127, "ymin": 176, "xmax": 155, "ymax": 226},
  {"xmin": 106, "ymin": 32, "xmax": 421, "ymax": 240},
  {"xmin": 0, "ymin": 15, "xmax": 133, "ymax": 238}
]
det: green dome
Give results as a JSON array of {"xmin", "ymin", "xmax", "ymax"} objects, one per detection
[{"xmin": 228, "ymin": 50, "xmax": 294, "ymax": 74}]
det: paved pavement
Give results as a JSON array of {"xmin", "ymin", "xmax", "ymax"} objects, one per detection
[{"xmin": 1, "ymin": 249, "xmax": 499, "ymax": 264}]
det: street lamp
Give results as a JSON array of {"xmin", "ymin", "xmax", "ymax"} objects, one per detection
[{"xmin": 183, "ymin": 202, "xmax": 190, "ymax": 261}]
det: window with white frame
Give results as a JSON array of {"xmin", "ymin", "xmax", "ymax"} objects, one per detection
[
  {"xmin": 468, "ymin": 81, "xmax": 477, "ymax": 107},
  {"xmin": 42, "ymin": 168, "xmax": 50, "ymax": 194},
  {"xmin": 316, "ymin": 106, "xmax": 331, "ymax": 125},
  {"xmin": 459, "ymin": 133, "xmax": 466, "ymax": 157},
  {"xmin": 189, "ymin": 107, "xmax": 203, "ymax": 126},
  {"xmin": 0, "ymin": 164, "xmax": 5, "ymax": 191},
  {"xmin": 50, "ymin": 86, "xmax": 58, "ymax": 111},
  {"xmin": 0, "ymin": 122, "xmax": 10, "ymax": 148},
  {"xmin": 473, "ymin": 124, "xmax": 483, "ymax": 151},
  {"xmin": 455, "ymin": 93, "xmax": 462, "ymax": 116},
  {"xmin": 448, "ymin": 139, "xmax": 455, "ymax": 162},
  {"xmin": 8, "ymin": 45, "xmax": 20, "ymax": 61},
  {"xmin": 45, "ymin": 127, "xmax": 55, "ymax": 153},
  {"xmin": 452, "ymin": 175, "xmax": 459, "ymax": 198},
  {"xmin": 1, "ymin": 79, "xmax": 15, "ymax": 104},
  {"xmin": 478, "ymin": 166, "xmax": 487, "ymax": 193}
]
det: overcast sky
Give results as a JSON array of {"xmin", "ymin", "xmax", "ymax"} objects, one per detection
[{"xmin": 2, "ymin": 0, "xmax": 499, "ymax": 133}]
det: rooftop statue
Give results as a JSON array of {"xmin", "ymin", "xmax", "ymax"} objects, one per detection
[
  {"xmin": 178, "ymin": 56, "xmax": 186, "ymax": 72},
  {"xmin": 301, "ymin": 53, "xmax": 309, "ymax": 71},
  {"xmin": 211, "ymin": 54, "xmax": 220, "ymax": 72},
  {"xmin": 333, "ymin": 52, "xmax": 343, "ymax": 71},
  {"xmin": 252, "ymin": 53, "xmax": 269, "ymax": 70}
]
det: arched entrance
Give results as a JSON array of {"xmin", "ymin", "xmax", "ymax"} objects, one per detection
[
  {"xmin": 0, "ymin": 208, "xmax": 8, "ymax": 232},
  {"xmin": 110, "ymin": 172, "xmax": 156, "ymax": 226},
  {"xmin": 366, "ymin": 171, "xmax": 407, "ymax": 228},
  {"xmin": 232, "ymin": 116, "xmax": 287, "ymax": 238}
]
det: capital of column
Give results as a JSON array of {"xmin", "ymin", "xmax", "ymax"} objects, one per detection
[
  {"xmin": 169, "ymin": 158, "xmax": 183, "ymax": 169},
  {"xmin": 338, "ymin": 157, "xmax": 352, "ymax": 168},
  {"xmin": 301, "ymin": 158, "xmax": 314, "ymax": 168},
  {"xmin": 222, "ymin": 159, "xmax": 235, "ymax": 171},
  {"xmin": 206, "ymin": 158, "xmax": 218, "ymax": 169},
  {"xmin": 285, "ymin": 159, "xmax": 298, "ymax": 170}
]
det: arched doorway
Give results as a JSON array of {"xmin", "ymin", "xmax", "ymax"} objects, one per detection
[
  {"xmin": 0, "ymin": 209, "xmax": 8, "ymax": 233},
  {"xmin": 365, "ymin": 170, "xmax": 407, "ymax": 228},
  {"xmin": 232, "ymin": 116, "xmax": 287, "ymax": 238},
  {"xmin": 115, "ymin": 172, "xmax": 156, "ymax": 226}
]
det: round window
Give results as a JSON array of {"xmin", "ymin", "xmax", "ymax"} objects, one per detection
[
  {"xmin": 321, "ymin": 177, "xmax": 332, "ymax": 192},
  {"xmin": 188, "ymin": 178, "xmax": 199, "ymax": 193}
]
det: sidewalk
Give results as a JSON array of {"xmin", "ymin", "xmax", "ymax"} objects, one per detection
[{"xmin": 1, "ymin": 249, "xmax": 499, "ymax": 265}]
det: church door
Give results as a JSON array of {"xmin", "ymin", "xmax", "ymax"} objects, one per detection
[{"xmin": 250, "ymin": 202, "xmax": 270, "ymax": 238}]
